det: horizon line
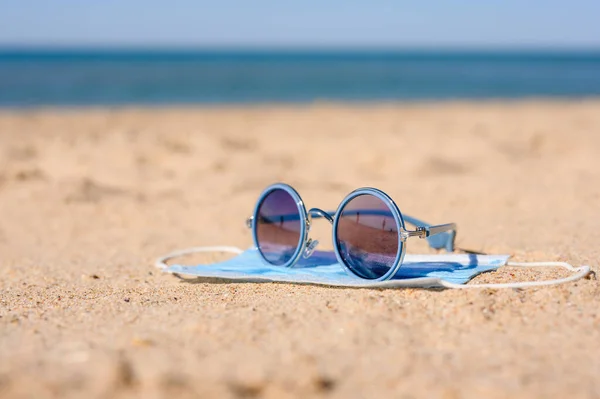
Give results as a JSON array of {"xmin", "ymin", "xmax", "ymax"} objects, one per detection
[{"xmin": 2, "ymin": 44, "xmax": 600, "ymax": 53}]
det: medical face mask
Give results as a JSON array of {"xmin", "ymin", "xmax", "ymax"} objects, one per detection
[{"xmin": 155, "ymin": 247, "xmax": 589, "ymax": 290}]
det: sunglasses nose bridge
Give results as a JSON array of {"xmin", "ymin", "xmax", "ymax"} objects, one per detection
[
  {"xmin": 302, "ymin": 208, "xmax": 332, "ymax": 259},
  {"xmin": 308, "ymin": 208, "xmax": 334, "ymax": 224}
]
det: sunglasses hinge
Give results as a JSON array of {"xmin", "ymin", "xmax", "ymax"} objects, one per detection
[
  {"xmin": 416, "ymin": 226, "xmax": 429, "ymax": 238},
  {"xmin": 402, "ymin": 227, "xmax": 429, "ymax": 240}
]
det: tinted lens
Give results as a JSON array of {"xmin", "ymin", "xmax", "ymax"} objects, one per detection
[
  {"xmin": 255, "ymin": 188, "xmax": 302, "ymax": 266},
  {"xmin": 335, "ymin": 194, "xmax": 400, "ymax": 279}
]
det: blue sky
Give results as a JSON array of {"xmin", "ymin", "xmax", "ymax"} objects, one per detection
[{"xmin": 1, "ymin": 0, "xmax": 599, "ymax": 48}]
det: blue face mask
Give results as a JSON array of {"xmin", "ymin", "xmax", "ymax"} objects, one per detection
[{"xmin": 155, "ymin": 246, "xmax": 589, "ymax": 289}]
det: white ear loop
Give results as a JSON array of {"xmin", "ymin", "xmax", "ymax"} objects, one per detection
[
  {"xmin": 154, "ymin": 246, "xmax": 244, "ymax": 271},
  {"xmin": 440, "ymin": 261, "xmax": 591, "ymax": 289},
  {"xmin": 155, "ymin": 247, "xmax": 592, "ymax": 289}
]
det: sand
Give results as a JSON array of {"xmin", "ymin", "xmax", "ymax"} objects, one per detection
[{"xmin": 0, "ymin": 100, "xmax": 599, "ymax": 398}]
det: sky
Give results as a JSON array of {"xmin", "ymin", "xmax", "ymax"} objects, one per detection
[{"xmin": 1, "ymin": 0, "xmax": 600, "ymax": 49}]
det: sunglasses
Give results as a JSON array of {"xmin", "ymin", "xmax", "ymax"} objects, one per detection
[{"xmin": 246, "ymin": 183, "xmax": 457, "ymax": 281}]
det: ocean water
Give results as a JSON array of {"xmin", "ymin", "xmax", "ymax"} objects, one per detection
[{"xmin": 1, "ymin": 49, "xmax": 600, "ymax": 107}]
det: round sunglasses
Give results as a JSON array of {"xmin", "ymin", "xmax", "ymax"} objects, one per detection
[{"xmin": 246, "ymin": 183, "xmax": 457, "ymax": 281}]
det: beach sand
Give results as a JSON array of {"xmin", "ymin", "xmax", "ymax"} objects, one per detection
[{"xmin": 1, "ymin": 100, "xmax": 599, "ymax": 398}]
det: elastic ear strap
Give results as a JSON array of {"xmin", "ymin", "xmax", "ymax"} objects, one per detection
[
  {"xmin": 440, "ymin": 261, "xmax": 591, "ymax": 289},
  {"xmin": 154, "ymin": 246, "xmax": 244, "ymax": 271}
]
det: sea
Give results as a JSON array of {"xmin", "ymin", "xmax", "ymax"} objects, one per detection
[{"xmin": 1, "ymin": 49, "xmax": 600, "ymax": 107}]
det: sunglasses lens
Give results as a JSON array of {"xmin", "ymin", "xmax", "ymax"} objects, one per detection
[
  {"xmin": 255, "ymin": 188, "xmax": 302, "ymax": 266},
  {"xmin": 335, "ymin": 194, "xmax": 400, "ymax": 279}
]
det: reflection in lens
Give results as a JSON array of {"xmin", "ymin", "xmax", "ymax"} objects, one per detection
[
  {"xmin": 255, "ymin": 188, "xmax": 302, "ymax": 266},
  {"xmin": 335, "ymin": 194, "xmax": 400, "ymax": 279}
]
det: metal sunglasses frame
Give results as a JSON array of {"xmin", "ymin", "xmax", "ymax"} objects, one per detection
[{"xmin": 246, "ymin": 183, "xmax": 457, "ymax": 281}]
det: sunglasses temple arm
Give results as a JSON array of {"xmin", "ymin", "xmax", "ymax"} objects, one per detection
[
  {"xmin": 427, "ymin": 223, "xmax": 457, "ymax": 237},
  {"xmin": 403, "ymin": 215, "xmax": 456, "ymax": 252}
]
